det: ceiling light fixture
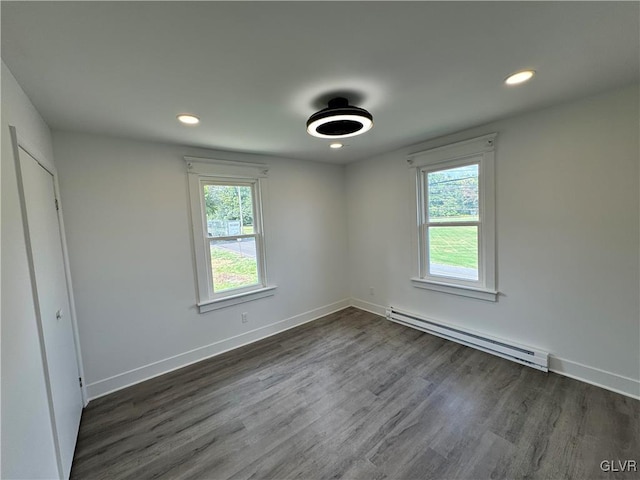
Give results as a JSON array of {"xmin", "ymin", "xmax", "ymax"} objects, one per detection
[
  {"xmin": 504, "ymin": 70, "xmax": 535, "ymax": 85},
  {"xmin": 330, "ymin": 143, "xmax": 343, "ymax": 149},
  {"xmin": 307, "ymin": 97, "xmax": 373, "ymax": 139},
  {"xmin": 177, "ymin": 114, "xmax": 200, "ymax": 125}
]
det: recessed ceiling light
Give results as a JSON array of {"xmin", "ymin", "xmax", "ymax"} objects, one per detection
[
  {"xmin": 307, "ymin": 97, "xmax": 373, "ymax": 139},
  {"xmin": 504, "ymin": 70, "xmax": 535, "ymax": 85},
  {"xmin": 177, "ymin": 114, "xmax": 200, "ymax": 125},
  {"xmin": 330, "ymin": 143, "xmax": 343, "ymax": 149}
]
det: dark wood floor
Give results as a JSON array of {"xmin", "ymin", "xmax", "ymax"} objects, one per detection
[{"xmin": 71, "ymin": 307, "xmax": 639, "ymax": 480}]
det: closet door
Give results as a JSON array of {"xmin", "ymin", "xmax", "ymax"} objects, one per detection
[{"xmin": 19, "ymin": 146, "xmax": 83, "ymax": 479}]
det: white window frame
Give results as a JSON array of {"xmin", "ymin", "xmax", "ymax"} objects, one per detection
[
  {"xmin": 186, "ymin": 157, "xmax": 276, "ymax": 312},
  {"xmin": 408, "ymin": 133, "xmax": 497, "ymax": 301}
]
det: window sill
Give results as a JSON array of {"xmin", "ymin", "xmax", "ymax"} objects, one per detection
[
  {"xmin": 411, "ymin": 278, "xmax": 497, "ymax": 302},
  {"xmin": 197, "ymin": 286, "xmax": 277, "ymax": 313}
]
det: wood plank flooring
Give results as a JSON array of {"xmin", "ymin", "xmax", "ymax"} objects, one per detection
[{"xmin": 71, "ymin": 307, "xmax": 639, "ymax": 479}]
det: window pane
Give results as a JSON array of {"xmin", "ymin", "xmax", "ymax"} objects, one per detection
[
  {"xmin": 427, "ymin": 164, "xmax": 479, "ymax": 222},
  {"xmin": 203, "ymin": 184, "xmax": 255, "ymax": 237},
  {"xmin": 210, "ymin": 238, "xmax": 258, "ymax": 292},
  {"xmin": 428, "ymin": 226, "xmax": 478, "ymax": 281}
]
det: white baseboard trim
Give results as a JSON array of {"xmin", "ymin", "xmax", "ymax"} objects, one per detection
[
  {"xmin": 87, "ymin": 298, "xmax": 351, "ymax": 400},
  {"xmin": 349, "ymin": 298, "xmax": 639, "ymax": 400},
  {"xmin": 87, "ymin": 298, "xmax": 639, "ymax": 402},
  {"xmin": 548, "ymin": 356, "xmax": 639, "ymax": 400},
  {"xmin": 350, "ymin": 298, "xmax": 386, "ymax": 316}
]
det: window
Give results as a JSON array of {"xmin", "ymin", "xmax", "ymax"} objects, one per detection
[
  {"xmin": 410, "ymin": 134, "xmax": 497, "ymax": 301},
  {"xmin": 425, "ymin": 162, "xmax": 480, "ymax": 281},
  {"xmin": 186, "ymin": 157, "xmax": 275, "ymax": 312},
  {"xmin": 204, "ymin": 182, "xmax": 261, "ymax": 293}
]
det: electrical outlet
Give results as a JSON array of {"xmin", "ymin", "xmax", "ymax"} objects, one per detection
[
  {"xmin": 369, "ymin": 287, "xmax": 375, "ymax": 296},
  {"xmin": 241, "ymin": 312, "xmax": 248, "ymax": 323}
]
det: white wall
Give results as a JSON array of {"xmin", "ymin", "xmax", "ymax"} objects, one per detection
[
  {"xmin": 52, "ymin": 132, "xmax": 349, "ymax": 398},
  {"xmin": 53, "ymin": 86, "xmax": 640, "ymax": 400},
  {"xmin": 347, "ymin": 85, "xmax": 640, "ymax": 398},
  {"xmin": 1, "ymin": 61, "xmax": 60, "ymax": 479}
]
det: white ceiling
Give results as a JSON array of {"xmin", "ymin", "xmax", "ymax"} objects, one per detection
[{"xmin": 2, "ymin": 1, "xmax": 638, "ymax": 164}]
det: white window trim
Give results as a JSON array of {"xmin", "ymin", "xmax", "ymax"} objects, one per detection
[
  {"xmin": 186, "ymin": 157, "xmax": 276, "ymax": 313},
  {"xmin": 408, "ymin": 133, "xmax": 498, "ymax": 301},
  {"xmin": 197, "ymin": 286, "xmax": 277, "ymax": 313}
]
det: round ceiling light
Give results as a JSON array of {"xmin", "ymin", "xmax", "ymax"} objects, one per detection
[
  {"xmin": 307, "ymin": 97, "xmax": 373, "ymax": 139},
  {"xmin": 177, "ymin": 114, "xmax": 200, "ymax": 125},
  {"xmin": 330, "ymin": 142, "xmax": 343, "ymax": 149},
  {"xmin": 504, "ymin": 70, "xmax": 535, "ymax": 85}
]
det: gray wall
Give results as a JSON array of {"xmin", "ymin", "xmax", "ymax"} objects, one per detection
[
  {"xmin": 52, "ymin": 132, "xmax": 349, "ymax": 398},
  {"xmin": 1, "ymin": 61, "xmax": 59, "ymax": 479},
  {"xmin": 2, "ymin": 67, "xmax": 638, "ymax": 480},
  {"xmin": 347, "ymin": 85, "xmax": 640, "ymax": 397}
]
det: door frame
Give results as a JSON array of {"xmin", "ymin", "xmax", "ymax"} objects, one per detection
[
  {"xmin": 11, "ymin": 126, "xmax": 87, "ymax": 404},
  {"xmin": 10, "ymin": 125, "xmax": 88, "ymax": 475}
]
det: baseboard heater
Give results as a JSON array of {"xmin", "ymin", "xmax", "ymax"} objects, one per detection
[{"xmin": 386, "ymin": 307, "xmax": 548, "ymax": 372}]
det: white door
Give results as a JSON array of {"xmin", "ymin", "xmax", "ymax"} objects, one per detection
[{"xmin": 19, "ymin": 146, "xmax": 83, "ymax": 479}]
